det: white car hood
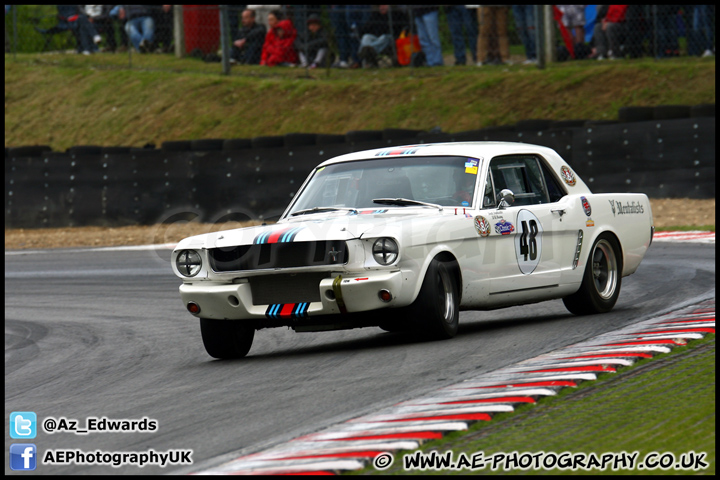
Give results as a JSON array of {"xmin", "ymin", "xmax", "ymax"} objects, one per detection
[{"xmin": 175, "ymin": 210, "xmax": 436, "ymax": 250}]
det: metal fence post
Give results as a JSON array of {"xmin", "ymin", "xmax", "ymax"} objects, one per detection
[
  {"xmin": 220, "ymin": 5, "xmax": 230, "ymax": 75},
  {"xmin": 174, "ymin": 5, "xmax": 185, "ymax": 58},
  {"xmin": 12, "ymin": 5, "xmax": 17, "ymax": 59},
  {"xmin": 542, "ymin": 5, "xmax": 556, "ymax": 65}
]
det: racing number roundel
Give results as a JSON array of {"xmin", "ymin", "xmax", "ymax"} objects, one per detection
[{"xmin": 514, "ymin": 210, "xmax": 543, "ymax": 275}]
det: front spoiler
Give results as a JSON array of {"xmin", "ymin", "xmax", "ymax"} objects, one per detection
[{"xmin": 178, "ymin": 270, "xmax": 406, "ymax": 324}]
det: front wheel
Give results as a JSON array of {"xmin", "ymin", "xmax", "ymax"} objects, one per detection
[
  {"xmin": 200, "ymin": 318, "xmax": 255, "ymax": 359},
  {"xmin": 563, "ymin": 234, "xmax": 622, "ymax": 315},
  {"xmin": 407, "ymin": 258, "xmax": 460, "ymax": 339}
]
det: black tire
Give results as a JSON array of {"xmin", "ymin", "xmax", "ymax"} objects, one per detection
[
  {"xmin": 618, "ymin": 106, "xmax": 654, "ymax": 122},
  {"xmin": 690, "ymin": 103, "xmax": 715, "ymax": 118},
  {"xmin": 8, "ymin": 145, "xmax": 52, "ymax": 157},
  {"xmin": 563, "ymin": 234, "xmax": 623, "ymax": 315},
  {"xmin": 191, "ymin": 139, "xmax": 225, "ymax": 151},
  {"xmin": 223, "ymin": 138, "xmax": 252, "ymax": 151},
  {"xmin": 199, "ymin": 318, "xmax": 255, "ymax": 359},
  {"xmin": 284, "ymin": 133, "xmax": 318, "ymax": 147},
  {"xmin": 407, "ymin": 258, "xmax": 460, "ymax": 339},
  {"xmin": 653, "ymin": 104, "xmax": 691, "ymax": 120},
  {"xmin": 162, "ymin": 140, "xmax": 192, "ymax": 152}
]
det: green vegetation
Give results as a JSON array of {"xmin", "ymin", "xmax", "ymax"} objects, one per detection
[
  {"xmin": 4, "ymin": 54, "xmax": 715, "ymax": 152},
  {"xmin": 352, "ymin": 336, "xmax": 715, "ymax": 475}
]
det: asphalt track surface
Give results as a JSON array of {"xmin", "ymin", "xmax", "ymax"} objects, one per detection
[{"xmin": 4, "ymin": 242, "xmax": 715, "ymax": 475}]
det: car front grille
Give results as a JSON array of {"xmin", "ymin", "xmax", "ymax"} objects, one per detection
[
  {"xmin": 208, "ymin": 241, "xmax": 349, "ymax": 273},
  {"xmin": 249, "ymin": 273, "xmax": 328, "ymax": 305}
]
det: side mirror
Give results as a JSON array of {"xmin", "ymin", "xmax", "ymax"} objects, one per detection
[{"xmin": 497, "ymin": 189, "xmax": 515, "ymax": 209}]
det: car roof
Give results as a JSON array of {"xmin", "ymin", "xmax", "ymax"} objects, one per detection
[{"xmin": 317, "ymin": 141, "xmax": 566, "ymax": 167}]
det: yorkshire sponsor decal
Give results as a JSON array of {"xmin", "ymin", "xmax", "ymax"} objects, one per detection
[
  {"xmin": 608, "ymin": 200, "xmax": 645, "ymax": 216},
  {"xmin": 494, "ymin": 219, "xmax": 515, "ymax": 235}
]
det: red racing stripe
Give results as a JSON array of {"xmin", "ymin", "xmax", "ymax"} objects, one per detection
[
  {"xmin": 279, "ymin": 303, "xmax": 296, "ymax": 318},
  {"xmin": 267, "ymin": 227, "xmax": 293, "ymax": 244}
]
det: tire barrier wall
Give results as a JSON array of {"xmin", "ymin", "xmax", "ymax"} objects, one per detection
[{"xmin": 5, "ymin": 107, "xmax": 715, "ymax": 229}]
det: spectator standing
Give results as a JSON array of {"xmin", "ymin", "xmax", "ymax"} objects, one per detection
[
  {"xmin": 329, "ymin": 5, "xmax": 371, "ymax": 68},
  {"xmin": 150, "ymin": 5, "xmax": 172, "ymax": 53},
  {"xmin": 411, "ymin": 6, "xmax": 443, "ymax": 66},
  {"xmin": 294, "ymin": 13, "xmax": 329, "ymax": 68},
  {"xmin": 623, "ymin": 4, "xmax": 646, "ymax": 58},
  {"xmin": 357, "ymin": 5, "xmax": 408, "ymax": 68},
  {"xmin": 512, "ymin": 5, "xmax": 537, "ymax": 64},
  {"xmin": 688, "ymin": 5, "xmax": 714, "ymax": 57},
  {"xmin": 57, "ymin": 5, "xmax": 102, "ymax": 54},
  {"xmin": 476, "ymin": 5, "xmax": 509, "ymax": 65},
  {"xmin": 232, "ymin": 8, "xmax": 266, "ymax": 64},
  {"xmin": 591, "ymin": 5, "xmax": 627, "ymax": 60},
  {"xmin": 261, "ymin": 17, "xmax": 298, "ymax": 66},
  {"xmin": 652, "ymin": 5, "xmax": 680, "ymax": 58},
  {"xmin": 114, "ymin": 5, "xmax": 155, "ymax": 53},
  {"xmin": 557, "ymin": 5, "xmax": 586, "ymax": 45},
  {"xmin": 445, "ymin": 5, "xmax": 477, "ymax": 66}
]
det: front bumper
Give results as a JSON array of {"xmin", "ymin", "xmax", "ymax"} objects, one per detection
[{"xmin": 179, "ymin": 270, "xmax": 406, "ymax": 322}]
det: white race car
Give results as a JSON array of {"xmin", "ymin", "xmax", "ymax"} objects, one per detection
[{"xmin": 172, "ymin": 142, "xmax": 654, "ymax": 358}]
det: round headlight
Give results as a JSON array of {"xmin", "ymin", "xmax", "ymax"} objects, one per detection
[
  {"xmin": 176, "ymin": 250, "xmax": 202, "ymax": 277},
  {"xmin": 372, "ymin": 238, "xmax": 399, "ymax": 265}
]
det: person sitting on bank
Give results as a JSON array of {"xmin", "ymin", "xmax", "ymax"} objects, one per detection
[
  {"xmin": 232, "ymin": 8, "xmax": 266, "ymax": 65},
  {"xmin": 294, "ymin": 13, "xmax": 330, "ymax": 68}
]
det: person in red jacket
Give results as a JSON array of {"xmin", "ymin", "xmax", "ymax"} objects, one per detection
[
  {"xmin": 260, "ymin": 16, "xmax": 298, "ymax": 66},
  {"xmin": 591, "ymin": 5, "xmax": 628, "ymax": 60}
]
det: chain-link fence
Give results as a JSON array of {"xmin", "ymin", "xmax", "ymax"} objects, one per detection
[{"xmin": 5, "ymin": 5, "xmax": 716, "ymax": 74}]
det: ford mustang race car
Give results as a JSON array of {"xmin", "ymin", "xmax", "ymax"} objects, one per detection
[{"xmin": 172, "ymin": 142, "xmax": 654, "ymax": 358}]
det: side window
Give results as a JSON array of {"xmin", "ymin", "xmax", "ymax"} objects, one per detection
[
  {"xmin": 488, "ymin": 155, "xmax": 554, "ymax": 206},
  {"xmin": 539, "ymin": 158, "xmax": 567, "ymax": 202},
  {"xmin": 482, "ymin": 173, "xmax": 497, "ymax": 208}
]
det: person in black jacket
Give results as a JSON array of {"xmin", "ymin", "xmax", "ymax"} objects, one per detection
[
  {"xmin": 232, "ymin": 8, "xmax": 267, "ymax": 64},
  {"xmin": 358, "ymin": 5, "xmax": 409, "ymax": 68},
  {"xmin": 293, "ymin": 13, "xmax": 329, "ymax": 68}
]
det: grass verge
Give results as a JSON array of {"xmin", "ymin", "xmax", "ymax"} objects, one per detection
[
  {"xmin": 350, "ymin": 334, "xmax": 715, "ymax": 475},
  {"xmin": 5, "ymin": 55, "xmax": 715, "ymax": 152}
]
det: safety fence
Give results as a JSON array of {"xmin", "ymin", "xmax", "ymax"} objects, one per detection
[
  {"xmin": 5, "ymin": 5, "xmax": 716, "ymax": 74},
  {"xmin": 5, "ymin": 104, "xmax": 715, "ymax": 229}
]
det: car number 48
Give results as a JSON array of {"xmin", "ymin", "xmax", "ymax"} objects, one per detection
[{"xmin": 515, "ymin": 209, "xmax": 543, "ymax": 275}]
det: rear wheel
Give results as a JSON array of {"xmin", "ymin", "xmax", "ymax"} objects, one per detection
[
  {"xmin": 563, "ymin": 234, "xmax": 622, "ymax": 315},
  {"xmin": 408, "ymin": 258, "xmax": 460, "ymax": 339},
  {"xmin": 199, "ymin": 318, "xmax": 255, "ymax": 359}
]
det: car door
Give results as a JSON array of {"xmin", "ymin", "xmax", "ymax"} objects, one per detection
[{"xmin": 480, "ymin": 154, "xmax": 575, "ymax": 301}]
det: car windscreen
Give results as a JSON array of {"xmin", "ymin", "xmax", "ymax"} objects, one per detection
[{"xmin": 287, "ymin": 155, "xmax": 481, "ymax": 215}]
